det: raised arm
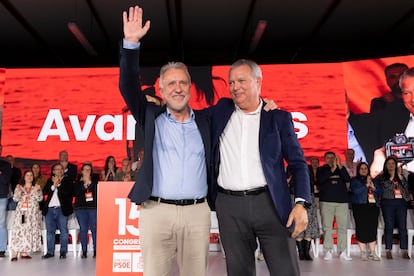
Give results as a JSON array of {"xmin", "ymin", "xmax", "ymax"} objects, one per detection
[{"xmin": 119, "ymin": 6, "xmax": 151, "ymax": 124}]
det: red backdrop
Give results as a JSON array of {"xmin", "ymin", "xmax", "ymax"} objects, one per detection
[{"xmin": 2, "ymin": 54, "xmax": 413, "ymax": 170}]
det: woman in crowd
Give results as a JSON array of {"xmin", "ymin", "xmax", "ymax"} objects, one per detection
[
  {"xmin": 378, "ymin": 156, "xmax": 410, "ymax": 259},
  {"xmin": 31, "ymin": 163, "xmax": 47, "ymax": 190},
  {"xmin": 101, "ymin": 155, "xmax": 118, "ymax": 181},
  {"xmin": 10, "ymin": 170, "xmax": 43, "ymax": 261},
  {"xmin": 74, "ymin": 163, "xmax": 97, "ymax": 258},
  {"xmin": 350, "ymin": 162, "xmax": 381, "ymax": 261}
]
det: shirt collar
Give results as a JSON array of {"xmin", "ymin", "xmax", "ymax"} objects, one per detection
[
  {"xmin": 235, "ymin": 99, "xmax": 263, "ymax": 115},
  {"xmin": 166, "ymin": 106, "xmax": 195, "ymax": 122}
]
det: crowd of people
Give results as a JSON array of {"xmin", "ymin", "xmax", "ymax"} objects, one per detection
[
  {"xmin": 1, "ymin": 148, "xmax": 412, "ymax": 265},
  {"xmin": 0, "ymin": 150, "xmax": 143, "ymax": 261},
  {"xmin": 285, "ymin": 148, "xmax": 412, "ymax": 263},
  {"xmin": 308, "ymin": 149, "xmax": 412, "ymax": 262}
]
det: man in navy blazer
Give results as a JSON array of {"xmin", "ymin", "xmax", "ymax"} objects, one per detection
[
  {"xmin": 119, "ymin": 6, "xmax": 211, "ymax": 276},
  {"xmin": 209, "ymin": 59, "xmax": 311, "ymax": 276}
]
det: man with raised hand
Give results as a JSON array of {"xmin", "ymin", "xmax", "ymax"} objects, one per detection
[{"xmin": 119, "ymin": 6, "xmax": 211, "ymax": 276}]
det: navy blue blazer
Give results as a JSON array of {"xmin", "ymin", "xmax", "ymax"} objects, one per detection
[
  {"xmin": 119, "ymin": 47, "xmax": 211, "ymax": 205},
  {"xmin": 209, "ymin": 99, "xmax": 311, "ymax": 225}
]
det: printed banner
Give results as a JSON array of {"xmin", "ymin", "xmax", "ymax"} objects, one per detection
[
  {"xmin": 97, "ymin": 181, "xmax": 143, "ymax": 275},
  {"xmin": 2, "ymin": 63, "xmax": 348, "ymax": 169}
]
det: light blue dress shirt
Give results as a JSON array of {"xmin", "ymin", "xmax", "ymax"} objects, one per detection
[
  {"xmin": 152, "ymin": 109, "xmax": 207, "ymax": 200},
  {"xmin": 123, "ymin": 39, "xmax": 207, "ymax": 199}
]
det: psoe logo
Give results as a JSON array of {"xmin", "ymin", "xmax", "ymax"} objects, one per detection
[{"xmin": 113, "ymin": 252, "xmax": 132, "ymax": 272}]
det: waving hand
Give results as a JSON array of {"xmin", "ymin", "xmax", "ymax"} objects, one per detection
[{"xmin": 123, "ymin": 5, "xmax": 151, "ymax": 43}]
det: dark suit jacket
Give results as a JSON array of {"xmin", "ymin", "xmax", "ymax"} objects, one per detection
[
  {"xmin": 65, "ymin": 163, "xmax": 78, "ymax": 182},
  {"xmin": 376, "ymin": 100, "xmax": 410, "ymax": 146},
  {"xmin": 348, "ymin": 112, "xmax": 378, "ymax": 165},
  {"xmin": 0, "ymin": 159, "xmax": 12, "ymax": 198},
  {"xmin": 73, "ymin": 177, "xmax": 98, "ymax": 209},
  {"xmin": 370, "ymin": 96, "xmax": 388, "ymax": 113},
  {"xmin": 42, "ymin": 176, "xmax": 74, "ymax": 216},
  {"xmin": 119, "ymin": 47, "xmax": 211, "ymax": 206},
  {"xmin": 9, "ymin": 166, "xmax": 22, "ymax": 193},
  {"xmin": 209, "ymin": 99, "xmax": 311, "ymax": 225}
]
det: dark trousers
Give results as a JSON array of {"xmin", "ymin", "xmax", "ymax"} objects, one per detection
[
  {"xmin": 216, "ymin": 190, "xmax": 299, "ymax": 276},
  {"xmin": 75, "ymin": 209, "xmax": 97, "ymax": 252},
  {"xmin": 381, "ymin": 199, "xmax": 408, "ymax": 250}
]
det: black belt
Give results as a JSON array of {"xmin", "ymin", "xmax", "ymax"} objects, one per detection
[
  {"xmin": 149, "ymin": 196, "xmax": 205, "ymax": 206},
  {"xmin": 218, "ymin": 185, "xmax": 269, "ymax": 196}
]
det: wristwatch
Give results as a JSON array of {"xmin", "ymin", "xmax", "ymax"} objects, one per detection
[{"xmin": 296, "ymin": 200, "xmax": 312, "ymax": 209}]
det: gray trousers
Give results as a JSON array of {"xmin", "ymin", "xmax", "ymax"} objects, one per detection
[{"xmin": 319, "ymin": 201, "xmax": 349, "ymax": 253}]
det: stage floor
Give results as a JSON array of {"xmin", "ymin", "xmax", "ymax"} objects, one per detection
[{"xmin": 0, "ymin": 250, "xmax": 413, "ymax": 276}]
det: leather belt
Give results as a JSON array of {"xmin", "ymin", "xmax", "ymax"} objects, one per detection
[
  {"xmin": 218, "ymin": 185, "xmax": 269, "ymax": 196},
  {"xmin": 149, "ymin": 196, "xmax": 205, "ymax": 206}
]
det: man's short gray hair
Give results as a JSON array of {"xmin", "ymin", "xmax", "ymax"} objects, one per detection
[
  {"xmin": 229, "ymin": 59, "xmax": 262, "ymax": 80},
  {"xmin": 159, "ymin": 62, "xmax": 191, "ymax": 89},
  {"xmin": 400, "ymin": 67, "xmax": 414, "ymax": 89}
]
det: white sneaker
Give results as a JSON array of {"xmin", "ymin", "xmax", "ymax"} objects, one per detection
[
  {"xmin": 324, "ymin": 251, "xmax": 332, "ymax": 260},
  {"xmin": 339, "ymin": 251, "xmax": 352, "ymax": 261}
]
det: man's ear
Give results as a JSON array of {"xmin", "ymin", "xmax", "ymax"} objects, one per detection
[{"xmin": 256, "ymin": 77, "xmax": 263, "ymax": 91}]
